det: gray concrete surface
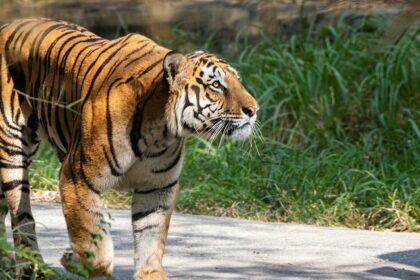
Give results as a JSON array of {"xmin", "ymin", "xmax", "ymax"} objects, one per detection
[{"xmin": 6, "ymin": 203, "xmax": 420, "ymax": 279}]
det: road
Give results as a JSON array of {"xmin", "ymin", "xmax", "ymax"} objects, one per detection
[{"xmin": 6, "ymin": 203, "xmax": 420, "ymax": 279}]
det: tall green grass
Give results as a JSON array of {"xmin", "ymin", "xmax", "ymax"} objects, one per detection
[
  {"xmin": 175, "ymin": 18, "xmax": 420, "ymax": 231},
  {"xmin": 29, "ymin": 18, "xmax": 419, "ymax": 231}
]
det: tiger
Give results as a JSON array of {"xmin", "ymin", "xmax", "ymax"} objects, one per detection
[{"xmin": 0, "ymin": 18, "xmax": 259, "ymax": 279}]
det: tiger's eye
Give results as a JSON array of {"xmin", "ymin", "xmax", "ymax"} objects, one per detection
[{"xmin": 212, "ymin": 81, "xmax": 220, "ymax": 88}]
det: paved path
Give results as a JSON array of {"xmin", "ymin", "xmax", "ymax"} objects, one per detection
[{"xmin": 6, "ymin": 203, "xmax": 420, "ymax": 279}]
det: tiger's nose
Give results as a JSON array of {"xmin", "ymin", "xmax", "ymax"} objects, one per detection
[{"xmin": 242, "ymin": 105, "xmax": 259, "ymax": 117}]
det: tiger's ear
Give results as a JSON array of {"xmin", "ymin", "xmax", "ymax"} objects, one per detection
[{"xmin": 163, "ymin": 51, "xmax": 187, "ymax": 85}]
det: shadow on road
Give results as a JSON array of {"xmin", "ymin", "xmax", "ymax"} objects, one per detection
[
  {"xmin": 9, "ymin": 203, "xmax": 418, "ymax": 280},
  {"xmin": 367, "ymin": 249, "xmax": 420, "ymax": 280}
]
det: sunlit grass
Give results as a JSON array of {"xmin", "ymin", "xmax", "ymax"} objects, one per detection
[
  {"xmin": 179, "ymin": 138, "xmax": 419, "ymax": 232},
  {"xmin": 29, "ymin": 17, "xmax": 420, "ymax": 231}
]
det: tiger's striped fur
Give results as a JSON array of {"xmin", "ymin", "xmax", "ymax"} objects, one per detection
[{"xmin": 0, "ymin": 18, "xmax": 258, "ymax": 279}]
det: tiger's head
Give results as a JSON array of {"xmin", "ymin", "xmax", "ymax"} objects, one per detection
[{"xmin": 164, "ymin": 50, "xmax": 259, "ymax": 140}]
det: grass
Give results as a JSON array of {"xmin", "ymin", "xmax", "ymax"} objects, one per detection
[{"xmin": 29, "ymin": 16, "xmax": 420, "ymax": 232}]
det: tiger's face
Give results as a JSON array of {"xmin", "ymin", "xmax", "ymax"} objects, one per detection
[{"xmin": 164, "ymin": 50, "xmax": 259, "ymax": 140}]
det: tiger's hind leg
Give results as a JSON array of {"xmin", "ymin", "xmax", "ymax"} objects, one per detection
[
  {"xmin": 0, "ymin": 49, "xmax": 42, "ymax": 278},
  {"xmin": 0, "ymin": 136, "xmax": 41, "ymax": 279},
  {"xmin": 0, "ymin": 187, "xmax": 16, "ymax": 274}
]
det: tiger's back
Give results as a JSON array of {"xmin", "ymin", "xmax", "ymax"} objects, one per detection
[{"xmin": 0, "ymin": 18, "xmax": 168, "ymax": 159}]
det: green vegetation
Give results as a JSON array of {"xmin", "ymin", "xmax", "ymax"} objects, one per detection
[{"xmin": 29, "ymin": 17, "xmax": 419, "ymax": 231}]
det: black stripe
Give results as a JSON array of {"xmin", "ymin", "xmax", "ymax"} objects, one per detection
[
  {"xmin": 0, "ymin": 119, "xmax": 23, "ymax": 140},
  {"xmin": 72, "ymin": 41, "xmax": 106, "ymax": 99},
  {"xmin": 40, "ymin": 30, "xmax": 76, "ymax": 94},
  {"xmin": 120, "ymin": 33, "xmax": 135, "ymax": 44},
  {"xmin": 116, "ymin": 41, "xmax": 151, "ymax": 72},
  {"xmin": 56, "ymin": 35, "xmax": 100, "ymax": 138},
  {"xmin": 133, "ymin": 224, "xmax": 158, "ymax": 234},
  {"xmin": 75, "ymin": 190, "xmax": 103, "ymax": 217},
  {"xmin": 144, "ymin": 147, "xmax": 168, "ymax": 158},
  {"xmin": 205, "ymin": 92, "xmax": 216, "ymax": 102},
  {"xmin": 181, "ymin": 86, "xmax": 193, "ymax": 119},
  {"xmin": 10, "ymin": 89, "xmax": 17, "ymax": 123},
  {"xmin": 17, "ymin": 212, "xmax": 34, "ymax": 221},
  {"xmin": 78, "ymin": 148, "xmax": 101, "ymax": 195},
  {"xmin": 129, "ymin": 84, "xmax": 160, "ymax": 158},
  {"xmin": 16, "ymin": 21, "xmax": 47, "ymax": 56},
  {"xmin": 1, "ymin": 180, "xmax": 29, "ymax": 192},
  {"xmin": 130, "ymin": 104, "xmax": 144, "ymax": 158},
  {"xmin": 192, "ymin": 85, "xmax": 204, "ymax": 115},
  {"xmin": 27, "ymin": 113, "xmax": 39, "ymax": 146},
  {"xmin": 4, "ymin": 20, "xmax": 37, "ymax": 55},
  {"xmin": 0, "ymin": 161, "xmax": 27, "ymax": 169},
  {"xmin": 102, "ymin": 145, "xmax": 123, "ymax": 177},
  {"xmin": 134, "ymin": 58, "xmax": 164, "ymax": 79},
  {"xmin": 121, "ymin": 58, "xmax": 163, "ymax": 86},
  {"xmin": 84, "ymin": 40, "xmax": 129, "ymax": 99},
  {"xmin": 79, "ymin": 168, "xmax": 101, "ymax": 195},
  {"xmin": 124, "ymin": 45, "xmax": 155, "ymax": 69},
  {"xmin": 27, "ymin": 23, "xmax": 65, "ymax": 82},
  {"xmin": 70, "ymin": 40, "xmax": 105, "ymax": 101},
  {"xmin": 105, "ymin": 79, "xmax": 123, "ymax": 170},
  {"xmin": 132, "ymin": 205, "xmax": 169, "ymax": 221},
  {"xmin": 94, "ymin": 41, "xmax": 152, "ymax": 95},
  {"xmin": 0, "ymin": 23, "xmax": 9, "ymax": 32},
  {"xmin": 78, "ymin": 38, "xmax": 127, "ymax": 108},
  {"xmin": 151, "ymin": 69, "xmax": 164, "ymax": 85},
  {"xmin": 134, "ymin": 180, "xmax": 178, "ymax": 195},
  {"xmin": 195, "ymin": 77, "xmax": 207, "ymax": 88},
  {"xmin": 0, "ymin": 144, "xmax": 27, "ymax": 157},
  {"xmin": 0, "ymin": 54, "xmax": 23, "ymax": 133},
  {"xmin": 44, "ymin": 31, "xmax": 88, "ymax": 101},
  {"xmin": 152, "ymin": 150, "xmax": 182, "ymax": 173},
  {"xmin": 192, "ymin": 65, "xmax": 198, "ymax": 76},
  {"xmin": 50, "ymin": 34, "xmax": 88, "ymax": 151},
  {"xmin": 0, "ymin": 135, "xmax": 26, "ymax": 151}
]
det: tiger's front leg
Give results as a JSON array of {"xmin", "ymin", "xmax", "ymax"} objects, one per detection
[{"xmin": 132, "ymin": 180, "xmax": 179, "ymax": 280}]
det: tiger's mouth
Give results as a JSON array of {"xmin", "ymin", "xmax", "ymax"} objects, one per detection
[
  {"xmin": 194, "ymin": 115, "xmax": 255, "ymax": 140},
  {"xmin": 223, "ymin": 120, "xmax": 253, "ymax": 139},
  {"xmin": 206, "ymin": 117, "xmax": 254, "ymax": 140}
]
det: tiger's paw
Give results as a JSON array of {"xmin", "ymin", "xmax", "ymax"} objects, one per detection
[
  {"xmin": 136, "ymin": 267, "xmax": 169, "ymax": 280},
  {"xmin": 61, "ymin": 249, "xmax": 113, "ymax": 278}
]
